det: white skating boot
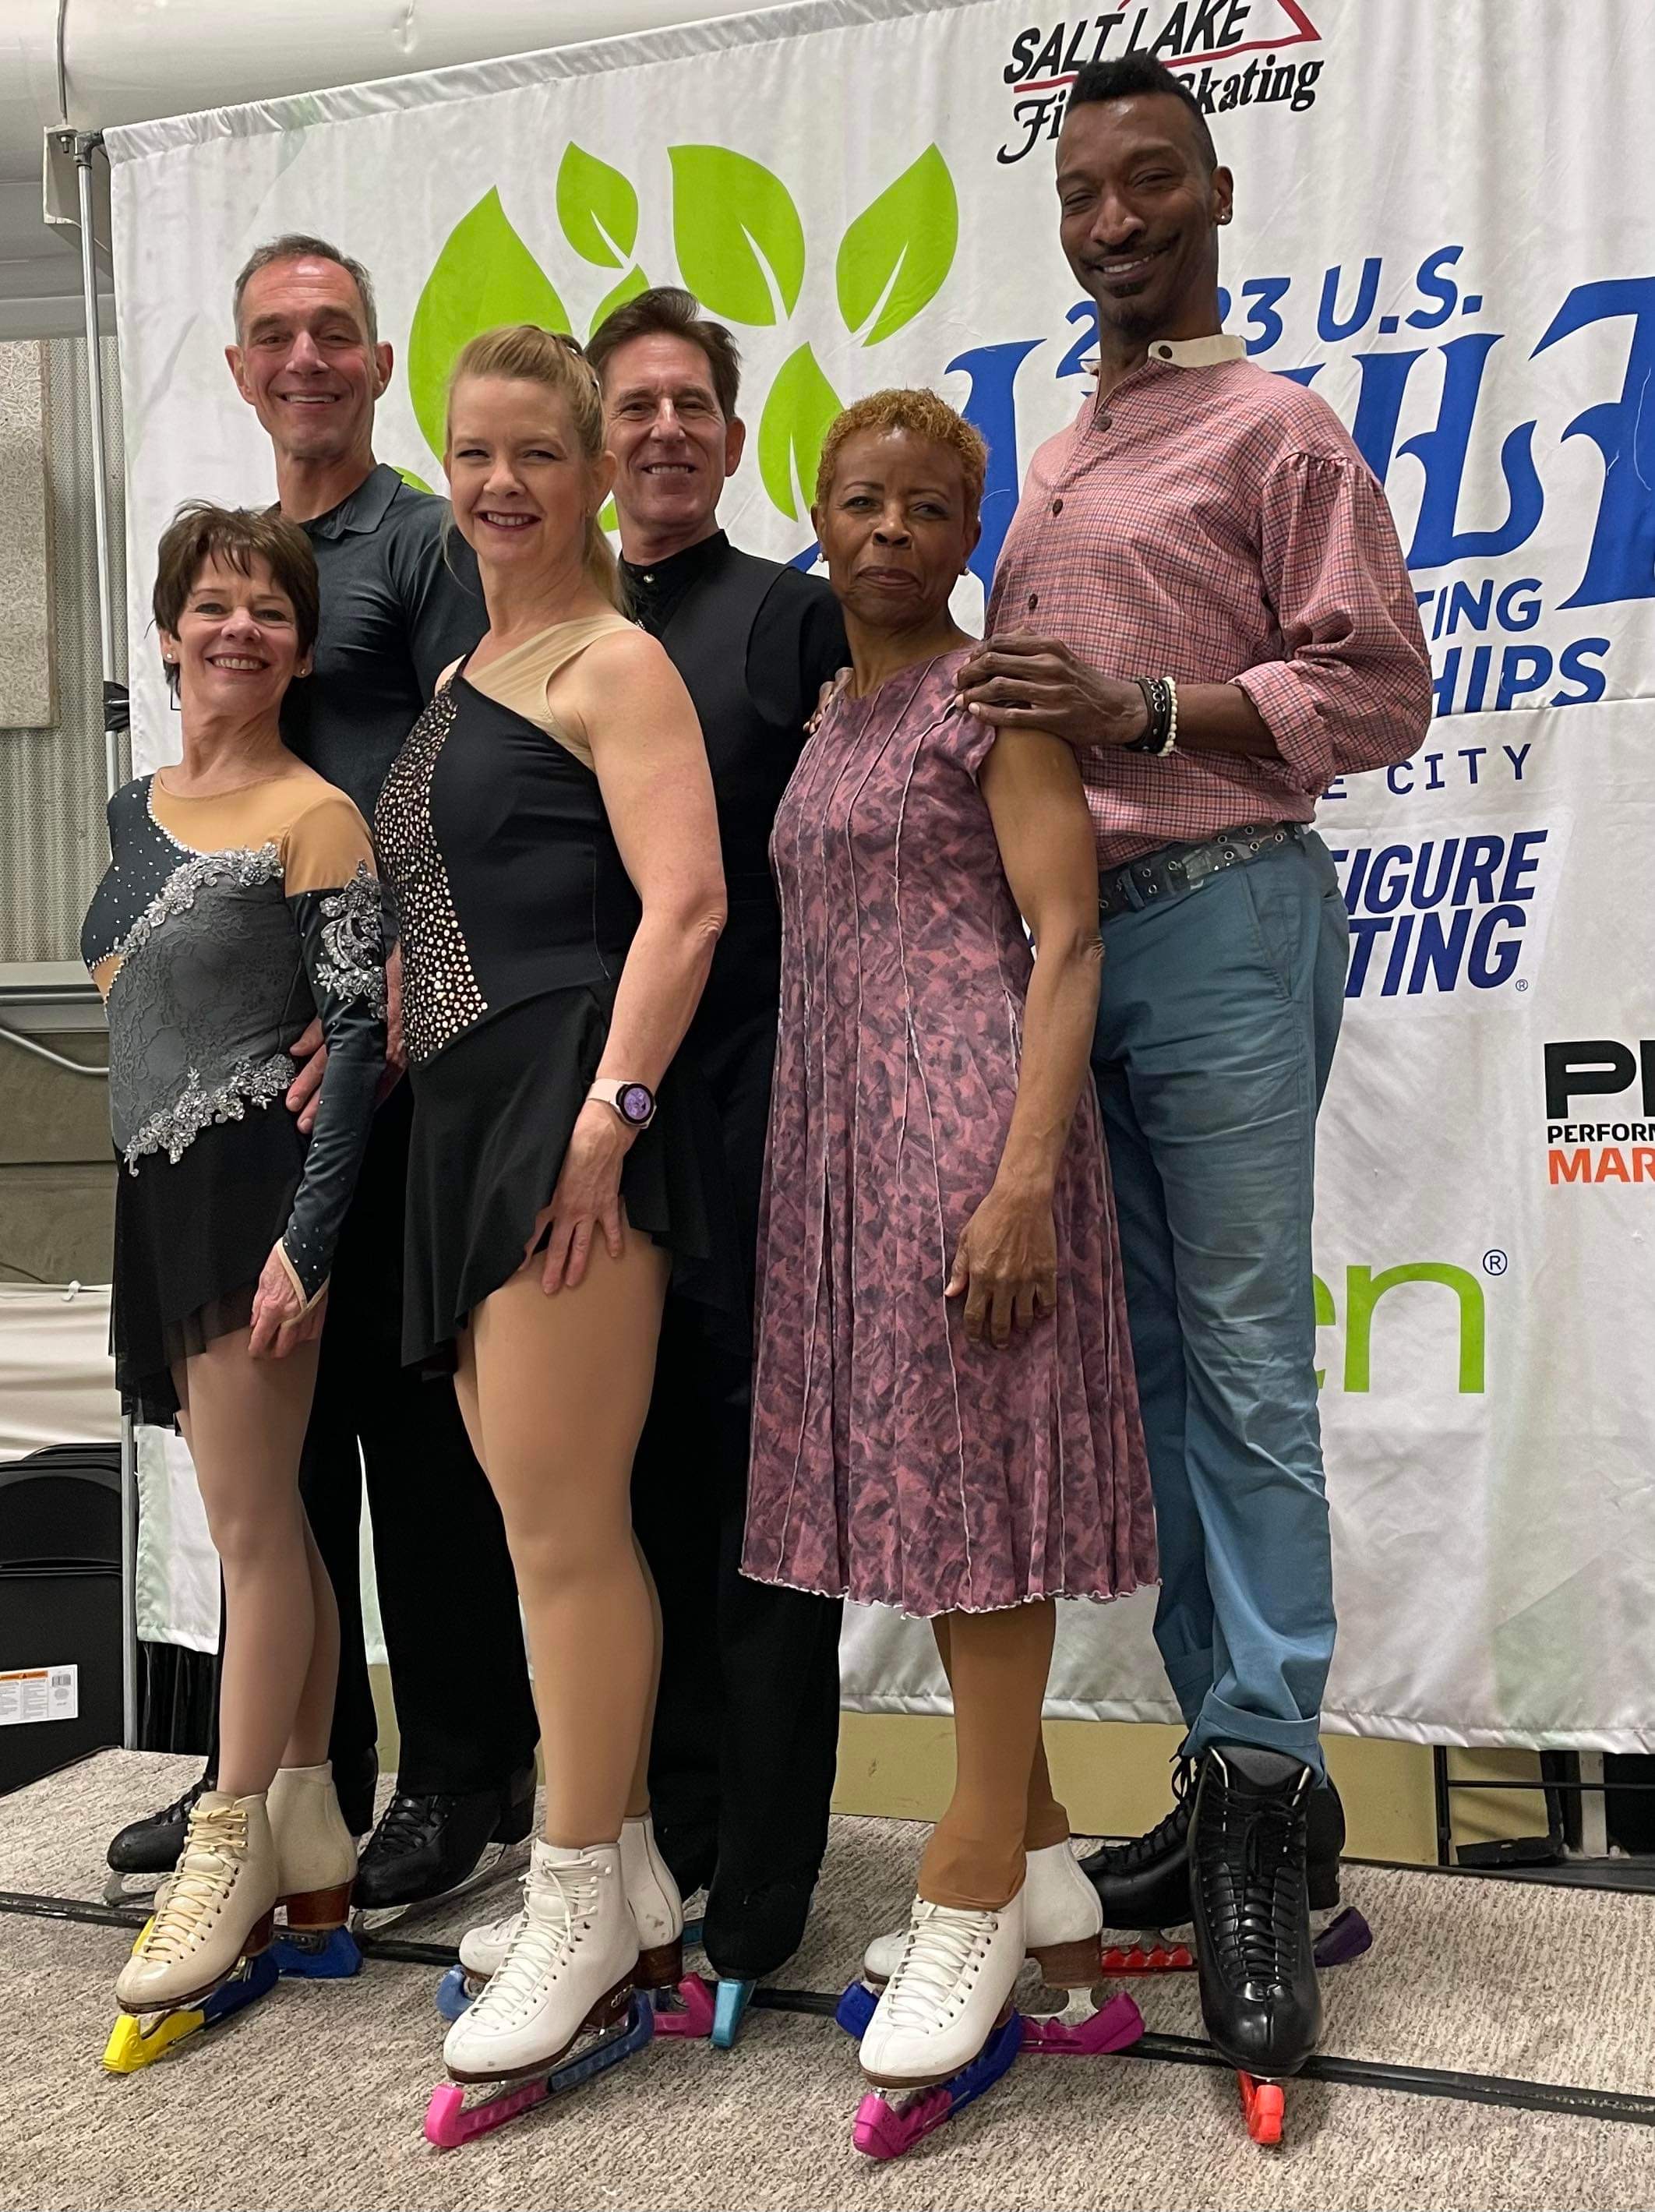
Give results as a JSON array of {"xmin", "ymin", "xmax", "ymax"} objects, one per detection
[
  {"xmin": 267, "ymin": 1762, "xmax": 357, "ymax": 1930},
  {"xmin": 114, "ymin": 1792, "xmax": 279, "ymax": 2014},
  {"xmin": 621, "ymin": 1812, "xmax": 685, "ymax": 1986},
  {"xmin": 458, "ymin": 1812, "xmax": 683, "ymax": 1992},
  {"xmin": 863, "ymin": 1838, "xmax": 1102, "ymax": 1989},
  {"xmin": 441, "ymin": 1839, "xmax": 638, "ymax": 2083},
  {"xmin": 859, "ymin": 1889, "xmax": 1026, "ymax": 2089}
]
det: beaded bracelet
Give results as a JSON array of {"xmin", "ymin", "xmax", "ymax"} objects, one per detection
[{"xmin": 1126, "ymin": 675, "xmax": 1180, "ymax": 757}]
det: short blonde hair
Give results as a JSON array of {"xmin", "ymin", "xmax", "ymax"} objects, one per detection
[
  {"xmin": 446, "ymin": 325, "xmax": 622, "ymax": 611},
  {"xmin": 814, "ymin": 389, "xmax": 988, "ymax": 521}
]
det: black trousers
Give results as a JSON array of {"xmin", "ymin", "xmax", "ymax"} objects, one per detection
[
  {"xmin": 210, "ymin": 1084, "xmax": 538, "ymax": 1797},
  {"xmin": 630, "ymin": 999, "xmax": 842, "ymax": 1893}
]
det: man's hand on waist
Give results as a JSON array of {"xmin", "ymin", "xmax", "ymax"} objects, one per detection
[{"xmin": 956, "ymin": 633, "xmax": 1148, "ymax": 750}]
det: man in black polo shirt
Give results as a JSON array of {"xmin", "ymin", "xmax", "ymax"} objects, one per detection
[
  {"xmin": 588, "ymin": 288, "xmax": 846, "ymax": 1989},
  {"xmin": 107, "ymin": 236, "xmax": 538, "ymax": 1912}
]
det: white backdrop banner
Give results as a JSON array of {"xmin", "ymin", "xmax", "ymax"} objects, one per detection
[{"xmin": 105, "ymin": 0, "xmax": 1655, "ymax": 1748}]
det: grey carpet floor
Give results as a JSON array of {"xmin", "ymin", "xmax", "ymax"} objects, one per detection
[{"xmin": 3, "ymin": 1752, "xmax": 1653, "ymax": 2212}]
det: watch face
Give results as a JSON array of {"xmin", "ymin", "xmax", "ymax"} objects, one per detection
[{"xmin": 618, "ymin": 1083, "xmax": 654, "ymax": 1125}]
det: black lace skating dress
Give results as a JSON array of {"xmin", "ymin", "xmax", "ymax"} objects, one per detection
[{"xmin": 80, "ymin": 768, "xmax": 386, "ymax": 1424}]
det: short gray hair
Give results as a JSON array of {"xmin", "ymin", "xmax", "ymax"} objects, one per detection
[{"xmin": 232, "ymin": 234, "xmax": 379, "ymax": 347}]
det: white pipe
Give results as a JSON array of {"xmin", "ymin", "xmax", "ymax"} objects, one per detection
[
  {"xmin": 71, "ymin": 111, "xmax": 136, "ymax": 1749},
  {"xmin": 6, "ymin": 0, "xmax": 797, "ymax": 173},
  {"xmin": 73, "ymin": 135, "xmax": 118, "ymax": 791}
]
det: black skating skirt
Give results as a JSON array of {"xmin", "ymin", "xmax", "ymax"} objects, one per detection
[
  {"xmin": 111, "ymin": 1104, "xmax": 306, "ymax": 1427},
  {"xmin": 403, "ymin": 981, "xmax": 745, "ymax": 1371}
]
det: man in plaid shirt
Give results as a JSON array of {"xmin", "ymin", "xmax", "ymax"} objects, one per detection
[{"xmin": 959, "ymin": 53, "xmax": 1431, "ymax": 2090}]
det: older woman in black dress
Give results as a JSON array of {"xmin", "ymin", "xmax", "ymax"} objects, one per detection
[{"xmin": 83, "ymin": 504, "xmax": 384, "ymax": 2025}]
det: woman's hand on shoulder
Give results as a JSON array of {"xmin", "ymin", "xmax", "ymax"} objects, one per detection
[{"xmin": 945, "ymin": 1177, "xmax": 1058, "ymax": 1349}]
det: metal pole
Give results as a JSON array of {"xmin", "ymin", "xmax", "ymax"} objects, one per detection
[
  {"xmin": 72, "ymin": 135, "xmax": 121, "ymax": 803},
  {"xmin": 69, "ymin": 128, "xmax": 140, "ymax": 1751}
]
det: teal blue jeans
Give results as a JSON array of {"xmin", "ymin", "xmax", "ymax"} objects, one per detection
[{"xmin": 1091, "ymin": 829, "xmax": 1349, "ymax": 1774}]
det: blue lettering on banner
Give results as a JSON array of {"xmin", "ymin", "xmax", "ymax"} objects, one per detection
[{"xmin": 1327, "ymin": 830, "xmax": 1549, "ymax": 999}]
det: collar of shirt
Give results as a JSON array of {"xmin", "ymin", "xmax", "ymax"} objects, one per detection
[
  {"xmin": 302, "ymin": 462, "xmax": 404, "ymax": 542},
  {"xmin": 1081, "ymin": 330, "xmax": 1247, "ymax": 386},
  {"xmin": 622, "ymin": 527, "xmax": 730, "ymax": 632}
]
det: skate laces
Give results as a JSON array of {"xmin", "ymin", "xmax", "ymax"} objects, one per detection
[
  {"xmin": 141, "ymin": 1804, "xmax": 249, "ymax": 1965},
  {"xmin": 1205, "ymin": 1774, "xmax": 1307, "ymax": 1988},
  {"xmin": 468, "ymin": 1857, "xmax": 607, "ymax": 2027},
  {"xmin": 884, "ymin": 1902, "xmax": 997, "ymax": 2028},
  {"xmin": 371, "ymin": 1792, "xmax": 451, "ymax": 1850}
]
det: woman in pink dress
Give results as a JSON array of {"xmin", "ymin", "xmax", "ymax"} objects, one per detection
[{"xmin": 743, "ymin": 390, "xmax": 1155, "ymax": 2113}]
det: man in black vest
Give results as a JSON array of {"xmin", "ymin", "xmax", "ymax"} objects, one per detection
[
  {"xmin": 588, "ymin": 289, "xmax": 846, "ymax": 1983},
  {"xmin": 106, "ymin": 235, "xmax": 538, "ymax": 1914}
]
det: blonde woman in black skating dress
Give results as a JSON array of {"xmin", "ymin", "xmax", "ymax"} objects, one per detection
[{"xmin": 376, "ymin": 326, "xmax": 733, "ymax": 2102}]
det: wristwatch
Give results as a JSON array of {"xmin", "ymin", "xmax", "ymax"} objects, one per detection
[{"xmin": 588, "ymin": 1078, "xmax": 657, "ymax": 1130}]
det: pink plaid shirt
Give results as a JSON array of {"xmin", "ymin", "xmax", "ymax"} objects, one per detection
[{"xmin": 986, "ymin": 334, "xmax": 1431, "ymax": 869}]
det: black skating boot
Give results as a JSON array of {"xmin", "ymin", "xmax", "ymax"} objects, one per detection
[
  {"xmin": 107, "ymin": 1767, "xmax": 214, "ymax": 1883},
  {"xmin": 1188, "ymin": 1744, "xmax": 1322, "ymax": 2079},
  {"xmin": 353, "ymin": 1765, "xmax": 535, "ymax": 1912},
  {"xmin": 1082, "ymin": 1759, "xmax": 1347, "ymax": 1928},
  {"xmin": 701, "ymin": 1865, "xmax": 820, "ymax": 1982},
  {"xmin": 1079, "ymin": 1759, "xmax": 1196, "ymax": 1929}
]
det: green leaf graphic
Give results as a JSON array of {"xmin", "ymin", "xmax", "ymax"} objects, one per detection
[
  {"xmin": 669, "ymin": 146, "xmax": 805, "ymax": 325},
  {"xmin": 759, "ymin": 344, "xmax": 842, "ymax": 520},
  {"xmin": 599, "ymin": 497, "xmax": 618, "ymax": 533},
  {"xmin": 836, "ymin": 146, "xmax": 958, "ymax": 347},
  {"xmin": 557, "ymin": 145, "xmax": 639, "ymax": 269},
  {"xmin": 407, "ymin": 189, "xmax": 569, "ymax": 461},
  {"xmin": 589, "ymin": 265, "xmax": 651, "ymax": 340},
  {"xmin": 394, "ymin": 465, "xmax": 435, "ymax": 492}
]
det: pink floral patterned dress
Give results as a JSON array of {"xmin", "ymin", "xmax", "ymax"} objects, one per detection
[{"xmin": 743, "ymin": 650, "xmax": 1156, "ymax": 1618}]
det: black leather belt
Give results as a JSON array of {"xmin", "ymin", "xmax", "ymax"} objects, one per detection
[{"xmin": 1098, "ymin": 820, "xmax": 1304, "ymax": 919}]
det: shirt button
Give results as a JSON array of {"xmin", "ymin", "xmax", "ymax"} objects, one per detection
[
  {"xmin": 1050, "ymin": 497, "xmax": 1064, "ymax": 516},
  {"xmin": 1096, "ymin": 411, "xmax": 1113, "ymax": 431},
  {"xmin": 1027, "ymin": 592, "xmax": 1039, "ymax": 612}
]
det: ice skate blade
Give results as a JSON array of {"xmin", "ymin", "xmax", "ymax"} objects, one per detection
[
  {"xmin": 852, "ymin": 2011, "xmax": 1022, "ymax": 2161},
  {"xmin": 711, "ymin": 1977, "xmax": 753, "ymax": 2048},
  {"xmin": 652, "ymin": 1973, "xmax": 717, "ymax": 2039},
  {"xmin": 103, "ymin": 1868, "xmax": 162, "ymax": 1908},
  {"xmin": 1238, "ymin": 2071, "xmax": 1285, "ymax": 2146},
  {"xmin": 1099, "ymin": 1905, "xmax": 1373, "ymax": 1977},
  {"xmin": 351, "ymin": 1838, "xmax": 527, "ymax": 1936},
  {"xmin": 1099, "ymin": 1935, "xmax": 1194, "ymax": 1974},
  {"xmin": 435, "ymin": 1964, "xmax": 478, "ymax": 2024},
  {"xmin": 1019, "ymin": 1989, "xmax": 1144, "ymax": 2055},
  {"xmin": 102, "ymin": 1950, "xmax": 280, "ymax": 2073},
  {"xmin": 649, "ymin": 1972, "xmax": 752, "ymax": 2044},
  {"xmin": 423, "ymin": 1995, "xmax": 653, "ymax": 2147},
  {"xmin": 835, "ymin": 1977, "xmax": 877, "ymax": 2041},
  {"xmin": 1313, "ymin": 1905, "xmax": 1373, "ymax": 1967},
  {"xmin": 272, "ymin": 1925, "xmax": 362, "ymax": 1980}
]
